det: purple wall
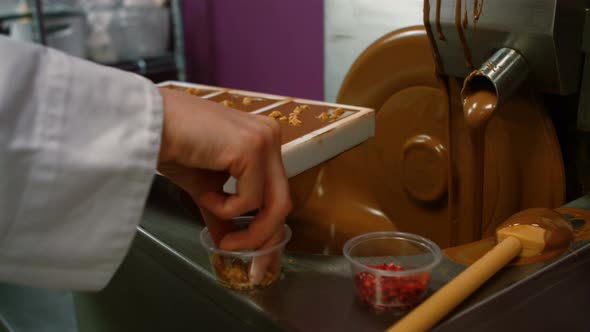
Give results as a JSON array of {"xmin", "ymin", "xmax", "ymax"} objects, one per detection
[{"xmin": 182, "ymin": 0, "xmax": 324, "ymax": 100}]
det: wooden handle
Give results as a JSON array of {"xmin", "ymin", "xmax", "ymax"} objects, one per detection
[{"xmin": 387, "ymin": 236, "xmax": 522, "ymax": 332}]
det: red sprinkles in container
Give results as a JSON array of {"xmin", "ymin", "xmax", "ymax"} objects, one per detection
[
  {"xmin": 354, "ymin": 263, "xmax": 430, "ymax": 310},
  {"xmin": 343, "ymin": 231, "xmax": 442, "ymax": 312}
]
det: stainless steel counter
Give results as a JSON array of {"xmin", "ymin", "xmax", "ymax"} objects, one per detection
[{"xmin": 74, "ymin": 177, "xmax": 590, "ymax": 332}]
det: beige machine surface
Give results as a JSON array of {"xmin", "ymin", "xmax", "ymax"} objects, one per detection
[
  {"xmin": 287, "ymin": 26, "xmax": 566, "ymax": 252},
  {"xmin": 288, "ymin": 0, "xmax": 590, "ymax": 253}
]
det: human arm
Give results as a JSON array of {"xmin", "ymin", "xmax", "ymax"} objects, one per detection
[
  {"xmin": 0, "ymin": 37, "xmax": 292, "ymax": 290},
  {"xmin": 0, "ymin": 36, "xmax": 162, "ymax": 290}
]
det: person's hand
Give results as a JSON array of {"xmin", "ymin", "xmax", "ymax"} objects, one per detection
[{"xmin": 157, "ymin": 88, "xmax": 292, "ymax": 278}]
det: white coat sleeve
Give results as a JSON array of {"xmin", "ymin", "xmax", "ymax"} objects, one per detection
[{"xmin": 0, "ymin": 37, "xmax": 163, "ymax": 291}]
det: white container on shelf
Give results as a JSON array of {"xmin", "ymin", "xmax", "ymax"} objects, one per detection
[
  {"xmin": 45, "ymin": 14, "xmax": 88, "ymax": 58},
  {"xmin": 6, "ymin": 12, "xmax": 87, "ymax": 58},
  {"xmin": 79, "ymin": 0, "xmax": 121, "ymax": 10},
  {"xmin": 122, "ymin": 0, "xmax": 167, "ymax": 7},
  {"xmin": 0, "ymin": 0, "xmax": 20, "ymax": 16},
  {"xmin": 86, "ymin": 5, "xmax": 170, "ymax": 62},
  {"xmin": 8, "ymin": 21, "xmax": 34, "ymax": 42},
  {"xmin": 43, "ymin": 0, "xmax": 82, "ymax": 11}
]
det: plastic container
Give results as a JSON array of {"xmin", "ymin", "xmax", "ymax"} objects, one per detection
[
  {"xmin": 0, "ymin": 0, "xmax": 20, "ymax": 16},
  {"xmin": 43, "ymin": 0, "xmax": 82, "ymax": 11},
  {"xmin": 200, "ymin": 217, "xmax": 292, "ymax": 290},
  {"xmin": 86, "ymin": 5, "xmax": 170, "ymax": 62},
  {"xmin": 343, "ymin": 231, "xmax": 442, "ymax": 310},
  {"xmin": 108, "ymin": 6, "xmax": 169, "ymax": 60},
  {"xmin": 45, "ymin": 13, "xmax": 88, "ymax": 58}
]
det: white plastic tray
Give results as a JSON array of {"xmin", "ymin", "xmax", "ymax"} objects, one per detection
[{"xmin": 157, "ymin": 81, "xmax": 375, "ymax": 193}]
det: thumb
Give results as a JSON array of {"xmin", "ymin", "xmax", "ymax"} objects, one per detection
[{"xmin": 248, "ymin": 227, "xmax": 284, "ymax": 284}]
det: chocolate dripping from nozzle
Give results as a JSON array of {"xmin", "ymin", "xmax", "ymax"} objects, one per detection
[{"xmin": 461, "ymin": 48, "xmax": 531, "ymax": 123}]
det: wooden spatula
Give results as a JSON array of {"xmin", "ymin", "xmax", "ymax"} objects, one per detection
[{"xmin": 387, "ymin": 208, "xmax": 573, "ymax": 332}]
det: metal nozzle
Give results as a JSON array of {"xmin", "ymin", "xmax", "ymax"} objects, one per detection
[{"xmin": 462, "ymin": 48, "xmax": 530, "ymax": 108}]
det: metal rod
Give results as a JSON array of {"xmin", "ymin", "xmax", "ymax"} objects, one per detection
[
  {"xmin": 170, "ymin": 0, "xmax": 187, "ymax": 81},
  {"xmin": 28, "ymin": 0, "xmax": 46, "ymax": 45}
]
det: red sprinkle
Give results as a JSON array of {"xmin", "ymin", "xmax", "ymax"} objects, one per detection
[{"xmin": 354, "ymin": 263, "xmax": 430, "ymax": 310}]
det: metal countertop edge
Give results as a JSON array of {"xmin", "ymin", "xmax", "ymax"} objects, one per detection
[{"xmin": 134, "ymin": 225, "xmax": 287, "ymax": 332}]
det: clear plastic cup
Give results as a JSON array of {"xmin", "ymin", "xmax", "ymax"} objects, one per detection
[
  {"xmin": 200, "ymin": 217, "xmax": 292, "ymax": 290},
  {"xmin": 343, "ymin": 231, "xmax": 442, "ymax": 310}
]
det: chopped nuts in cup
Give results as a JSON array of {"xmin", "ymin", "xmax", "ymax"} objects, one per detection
[
  {"xmin": 211, "ymin": 254, "xmax": 278, "ymax": 290},
  {"xmin": 200, "ymin": 220, "xmax": 292, "ymax": 291}
]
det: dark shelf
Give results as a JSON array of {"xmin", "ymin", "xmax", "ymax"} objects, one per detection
[
  {"xmin": 3, "ymin": 0, "xmax": 185, "ymax": 80},
  {"xmin": 100, "ymin": 54, "xmax": 178, "ymax": 76},
  {"xmin": 0, "ymin": 9, "xmax": 82, "ymax": 22}
]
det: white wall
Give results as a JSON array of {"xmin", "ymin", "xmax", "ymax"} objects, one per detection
[{"xmin": 324, "ymin": 0, "xmax": 424, "ymax": 102}]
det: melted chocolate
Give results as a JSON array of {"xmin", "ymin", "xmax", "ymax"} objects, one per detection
[
  {"xmin": 462, "ymin": 1, "xmax": 469, "ymax": 29},
  {"xmin": 455, "ymin": 0, "xmax": 473, "ymax": 69},
  {"xmin": 460, "ymin": 72, "xmax": 498, "ymax": 240},
  {"xmin": 462, "ymin": 90, "xmax": 497, "ymax": 128},
  {"xmin": 497, "ymin": 208, "xmax": 573, "ymax": 253},
  {"xmin": 473, "ymin": 0, "xmax": 484, "ymax": 27},
  {"xmin": 446, "ymin": 208, "xmax": 586, "ymax": 266},
  {"xmin": 424, "ymin": 0, "xmax": 445, "ymax": 73},
  {"xmin": 468, "ymin": 129, "xmax": 485, "ymax": 239},
  {"xmin": 435, "ymin": 0, "xmax": 445, "ymax": 40}
]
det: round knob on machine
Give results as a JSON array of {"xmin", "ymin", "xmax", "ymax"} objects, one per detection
[{"xmin": 400, "ymin": 134, "xmax": 448, "ymax": 203}]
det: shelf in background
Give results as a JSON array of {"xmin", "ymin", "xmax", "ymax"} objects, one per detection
[
  {"xmin": 0, "ymin": 9, "xmax": 82, "ymax": 22},
  {"xmin": 1, "ymin": 0, "xmax": 185, "ymax": 81},
  {"xmin": 100, "ymin": 54, "xmax": 178, "ymax": 77}
]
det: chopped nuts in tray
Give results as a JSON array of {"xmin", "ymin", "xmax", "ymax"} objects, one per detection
[
  {"xmin": 163, "ymin": 84, "xmax": 218, "ymax": 97},
  {"xmin": 207, "ymin": 92, "xmax": 280, "ymax": 112},
  {"xmin": 260, "ymin": 102, "xmax": 357, "ymax": 143}
]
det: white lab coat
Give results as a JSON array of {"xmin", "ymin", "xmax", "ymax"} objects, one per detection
[{"xmin": 0, "ymin": 36, "xmax": 163, "ymax": 291}]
